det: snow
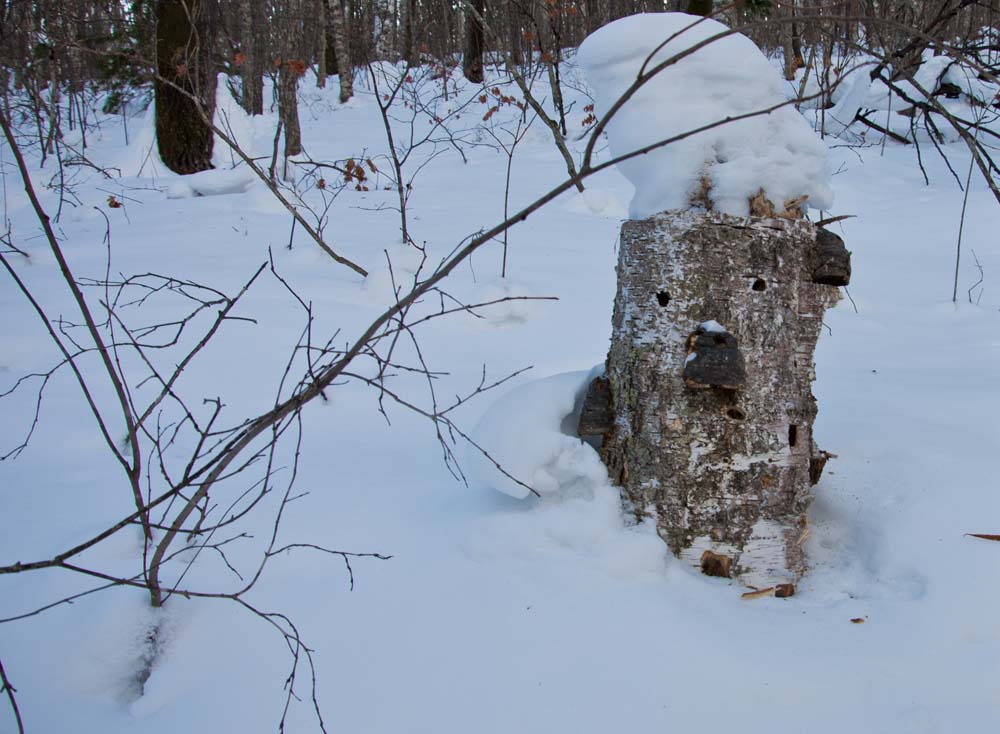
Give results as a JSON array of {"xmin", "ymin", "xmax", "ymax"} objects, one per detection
[
  {"xmin": 578, "ymin": 13, "xmax": 834, "ymax": 219},
  {"xmin": 2, "ymin": 34, "xmax": 1000, "ymax": 734},
  {"xmin": 819, "ymin": 48, "xmax": 1000, "ymax": 147},
  {"xmin": 164, "ymin": 167, "xmax": 257, "ymax": 198},
  {"xmin": 468, "ymin": 368, "xmax": 606, "ymax": 498}
]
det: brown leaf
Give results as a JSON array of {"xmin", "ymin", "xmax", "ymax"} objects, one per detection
[{"xmin": 966, "ymin": 533, "xmax": 1000, "ymax": 542}]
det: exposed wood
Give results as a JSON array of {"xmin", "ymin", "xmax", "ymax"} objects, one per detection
[
  {"xmin": 741, "ymin": 586, "xmax": 776, "ymax": 600},
  {"xmin": 774, "ymin": 582, "xmax": 796, "ymax": 597},
  {"xmin": 700, "ymin": 550, "xmax": 733, "ymax": 578}
]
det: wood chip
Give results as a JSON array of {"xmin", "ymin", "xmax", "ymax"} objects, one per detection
[
  {"xmin": 700, "ymin": 550, "xmax": 732, "ymax": 578},
  {"xmin": 966, "ymin": 533, "xmax": 1000, "ymax": 542},
  {"xmin": 774, "ymin": 583, "xmax": 795, "ymax": 598},
  {"xmin": 740, "ymin": 586, "xmax": 775, "ymax": 600},
  {"xmin": 850, "ymin": 617, "xmax": 865, "ymax": 624}
]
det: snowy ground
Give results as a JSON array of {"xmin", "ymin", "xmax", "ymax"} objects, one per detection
[{"xmin": 2, "ymin": 38, "xmax": 1000, "ymax": 734}]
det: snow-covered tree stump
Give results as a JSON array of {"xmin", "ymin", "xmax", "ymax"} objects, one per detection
[{"xmin": 596, "ymin": 210, "xmax": 845, "ymax": 588}]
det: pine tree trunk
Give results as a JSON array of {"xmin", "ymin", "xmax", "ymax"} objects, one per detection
[
  {"xmin": 155, "ymin": 0, "xmax": 218, "ymax": 174},
  {"xmin": 596, "ymin": 210, "xmax": 847, "ymax": 588}
]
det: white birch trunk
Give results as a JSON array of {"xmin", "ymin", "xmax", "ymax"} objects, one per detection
[
  {"xmin": 329, "ymin": 0, "xmax": 353, "ymax": 103},
  {"xmin": 597, "ymin": 210, "xmax": 846, "ymax": 588}
]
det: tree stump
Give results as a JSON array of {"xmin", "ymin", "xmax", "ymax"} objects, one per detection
[{"xmin": 597, "ymin": 210, "xmax": 846, "ymax": 587}]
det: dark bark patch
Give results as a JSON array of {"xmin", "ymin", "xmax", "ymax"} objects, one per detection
[
  {"xmin": 812, "ymin": 228, "xmax": 852, "ymax": 286},
  {"xmin": 809, "ymin": 450, "xmax": 836, "ymax": 485},
  {"xmin": 577, "ymin": 376, "xmax": 614, "ymax": 440},
  {"xmin": 683, "ymin": 328, "xmax": 747, "ymax": 389}
]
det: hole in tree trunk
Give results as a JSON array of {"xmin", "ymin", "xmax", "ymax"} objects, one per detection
[
  {"xmin": 725, "ymin": 406, "xmax": 746, "ymax": 421},
  {"xmin": 788, "ymin": 424, "xmax": 798, "ymax": 447},
  {"xmin": 656, "ymin": 290, "xmax": 670, "ymax": 307},
  {"xmin": 752, "ymin": 278, "xmax": 766, "ymax": 291}
]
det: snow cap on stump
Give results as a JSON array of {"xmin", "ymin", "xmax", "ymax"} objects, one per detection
[{"xmin": 578, "ymin": 12, "xmax": 834, "ymax": 219}]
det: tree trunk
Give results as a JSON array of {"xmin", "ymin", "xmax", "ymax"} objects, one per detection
[
  {"xmin": 237, "ymin": 0, "xmax": 263, "ymax": 115},
  {"xmin": 329, "ymin": 0, "xmax": 353, "ymax": 102},
  {"xmin": 278, "ymin": 61, "xmax": 302, "ymax": 164},
  {"xmin": 596, "ymin": 210, "xmax": 846, "ymax": 588},
  {"xmin": 317, "ymin": 0, "xmax": 328, "ymax": 88},
  {"xmin": 324, "ymin": 0, "xmax": 339, "ymax": 75},
  {"xmin": 507, "ymin": 7, "xmax": 523, "ymax": 66},
  {"xmin": 781, "ymin": 5, "xmax": 797, "ymax": 81},
  {"xmin": 402, "ymin": 0, "xmax": 416, "ymax": 64},
  {"xmin": 686, "ymin": 0, "xmax": 714, "ymax": 16},
  {"xmin": 463, "ymin": 0, "xmax": 485, "ymax": 84},
  {"xmin": 155, "ymin": 0, "xmax": 218, "ymax": 174}
]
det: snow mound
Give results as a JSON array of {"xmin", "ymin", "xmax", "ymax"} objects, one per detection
[
  {"xmin": 464, "ymin": 277, "xmax": 539, "ymax": 330},
  {"xmin": 564, "ymin": 188, "xmax": 629, "ymax": 218},
  {"xmin": 468, "ymin": 368, "xmax": 607, "ymax": 499},
  {"xmin": 464, "ymin": 367, "xmax": 667, "ymax": 580},
  {"xmin": 164, "ymin": 167, "xmax": 258, "ymax": 198},
  {"xmin": 578, "ymin": 12, "xmax": 834, "ymax": 218}
]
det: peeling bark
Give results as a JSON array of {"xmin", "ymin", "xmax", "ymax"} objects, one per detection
[{"xmin": 599, "ymin": 210, "xmax": 844, "ymax": 587}]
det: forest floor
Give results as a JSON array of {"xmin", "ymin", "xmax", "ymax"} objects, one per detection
[{"xmin": 1, "ymin": 56, "xmax": 999, "ymax": 733}]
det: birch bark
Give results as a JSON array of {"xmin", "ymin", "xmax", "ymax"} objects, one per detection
[{"xmin": 597, "ymin": 210, "xmax": 845, "ymax": 587}]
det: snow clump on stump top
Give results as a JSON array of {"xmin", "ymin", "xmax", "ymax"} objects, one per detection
[{"xmin": 578, "ymin": 12, "xmax": 834, "ymax": 220}]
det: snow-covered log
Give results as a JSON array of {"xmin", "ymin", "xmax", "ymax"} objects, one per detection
[{"xmin": 597, "ymin": 210, "xmax": 844, "ymax": 588}]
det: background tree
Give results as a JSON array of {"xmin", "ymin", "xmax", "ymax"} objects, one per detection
[
  {"xmin": 235, "ymin": 0, "xmax": 264, "ymax": 114},
  {"xmin": 329, "ymin": 0, "xmax": 353, "ymax": 102},
  {"xmin": 155, "ymin": 0, "xmax": 218, "ymax": 174},
  {"xmin": 464, "ymin": 0, "xmax": 487, "ymax": 83},
  {"xmin": 276, "ymin": 0, "xmax": 306, "ymax": 168},
  {"xmin": 686, "ymin": 0, "xmax": 713, "ymax": 16}
]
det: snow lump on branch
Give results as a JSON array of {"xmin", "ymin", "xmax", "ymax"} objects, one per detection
[{"xmin": 579, "ymin": 12, "xmax": 834, "ymax": 219}]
